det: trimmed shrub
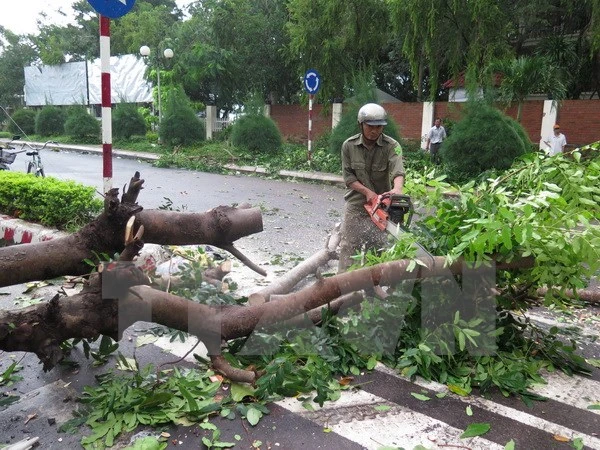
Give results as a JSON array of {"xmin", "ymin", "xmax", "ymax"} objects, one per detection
[
  {"xmin": 230, "ymin": 114, "xmax": 282, "ymax": 154},
  {"xmin": 0, "ymin": 171, "xmax": 102, "ymax": 230},
  {"xmin": 64, "ymin": 108, "xmax": 101, "ymax": 139},
  {"xmin": 440, "ymin": 102, "xmax": 530, "ymax": 182},
  {"xmin": 159, "ymin": 87, "xmax": 205, "ymax": 146},
  {"xmin": 113, "ymin": 103, "xmax": 147, "ymax": 139},
  {"xmin": 7, "ymin": 109, "xmax": 37, "ymax": 135},
  {"xmin": 35, "ymin": 106, "xmax": 65, "ymax": 137}
]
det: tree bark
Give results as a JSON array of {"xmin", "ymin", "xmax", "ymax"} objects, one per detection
[{"xmin": 0, "ymin": 203, "xmax": 264, "ymax": 288}]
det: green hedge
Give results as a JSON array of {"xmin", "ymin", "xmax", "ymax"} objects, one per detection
[
  {"xmin": 230, "ymin": 114, "xmax": 282, "ymax": 154},
  {"xmin": 0, "ymin": 172, "xmax": 102, "ymax": 230}
]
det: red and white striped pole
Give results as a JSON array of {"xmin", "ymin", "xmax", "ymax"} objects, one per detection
[
  {"xmin": 307, "ymin": 93, "xmax": 313, "ymax": 162},
  {"xmin": 100, "ymin": 15, "xmax": 113, "ymax": 193}
]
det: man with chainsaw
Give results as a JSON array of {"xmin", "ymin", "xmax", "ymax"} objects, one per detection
[{"xmin": 338, "ymin": 103, "xmax": 405, "ymax": 273}]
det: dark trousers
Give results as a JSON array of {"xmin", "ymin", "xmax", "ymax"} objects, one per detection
[{"xmin": 430, "ymin": 142, "xmax": 442, "ymax": 165}]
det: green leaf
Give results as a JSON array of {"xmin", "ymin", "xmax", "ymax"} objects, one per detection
[
  {"xmin": 410, "ymin": 392, "xmax": 431, "ymax": 401},
  {"xmin": 587, "ymin": 404, "xmax": 600, "ymax": 410},
  {"xmin": 458, "ymin": 332, "xmax": 466, "ymax": 352},
  {"xmin": 124, "ymin": 436, "xmax": 168, "ymax": 450},
  {"xmin": 447, "ymin": 384, "xmax": 471, "ymax": 396},
  {"xmin": 374, "ymin": 404, "xmax": 392, "ymax": 412},
  {"xmin": 230, "ymin": 383, "xmax": 256, "ymax": 402},
  {"xmin": 504, "ymin": 439, "xmax": 515, "ymax": 450},
  {"xmin": 135, "ymin": 334, "xmax": 159, "ymax": 347},
  {"xmin": 460, "ymin": 422, "xmax": 491, "ymax": 438},
  {"xmin": 586, "ymin": 359, "xmax": 600, "ymax": 368},
  {"xmin": 179, "ymin": 385, "xmax": 198, "ymax": 411},
  {"xmin": 212, "ymin": 441, "xmax": 236, "ymax": 448},
  {"xmin": 367, "ymin": 356, "xmax": 377, "ymax": 370},
  {"xmin": 138, "ymin": 392, "xmax": 174, "ymax": 410},
  {"xmin": 466, "ymin": 405, "xmax": 473, "ymax": 416},
  {"xmin": 246, "ymin": 407, "xmax": 262, "ymax": 426}
]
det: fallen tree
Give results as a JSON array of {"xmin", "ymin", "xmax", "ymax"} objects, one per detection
[{"xmin": 1, "ymin": 145, "xmax": 599, "ymax": 395}]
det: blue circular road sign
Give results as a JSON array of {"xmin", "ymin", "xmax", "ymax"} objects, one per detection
[
  {"xmin": 88, "ymin": 0, "xmax": 136, "ymax": 19},
  {"xmin": 304, "ymin": 69, "xmax": 321, "ymax": 95}
]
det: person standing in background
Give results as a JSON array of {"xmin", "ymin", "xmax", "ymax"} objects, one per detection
[
  {"xmin": 426, "ymin": 117, "xmax": 447, "ymax": 165},
  {"xmin": 542, "ymin": 124, "xmax": 567, "ymax": 156}
]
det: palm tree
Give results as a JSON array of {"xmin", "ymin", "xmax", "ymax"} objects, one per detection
[{"xmin": 488, "ymin": 56, "xmax": 567, "ymax": 122}]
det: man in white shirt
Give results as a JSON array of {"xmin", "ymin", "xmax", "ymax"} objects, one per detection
[
  {"xmin": 426, "ymin": 117, "xmax": 447, "ymax": 165},
  {"xmin": 543, "ymin": 124, "xmax": 567, "ymax": 156}
]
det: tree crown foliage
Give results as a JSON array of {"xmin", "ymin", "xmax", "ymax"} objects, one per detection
[
  {"xmin": 440, "ymin": 101, "xmax": 530, "ymax": 182},
  {"xmin": 7, "ymin": 109, "xmax": 36, "ymax": 135},
  {"xmin": 112, "ymin": 103, "xmax": 147, "ymax": 139},
  {"xmin": 64, "ymin": 107, "xmax": 101, "ymax": 140},
  {"xmin": 35, "ymin": 106, "xmax": 65, "ymax": 137},
  {"xmin": 1, "ymin": 0, "xmax": 600, "ymax": 118},
  {"xmin": 159, "ymin": 86, "xmax": 205, "ymax": 146}
]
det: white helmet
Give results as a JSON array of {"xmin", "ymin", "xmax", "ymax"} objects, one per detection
[{"xmin": 357, "ymin": 103, "xmax": 387, "ymax": 126}]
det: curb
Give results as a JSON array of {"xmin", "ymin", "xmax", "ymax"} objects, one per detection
[
  {"xmin": 0, "ymin": 214, "xmax": 67, "ymax": 245},
  {"xmin": 223, "ymin": 164, "xmax": 344, "ymax": 186}
]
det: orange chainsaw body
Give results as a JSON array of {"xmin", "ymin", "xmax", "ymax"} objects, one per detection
[{"xmin": 364, "ymin": 194, "xmax": 413, "ymax": 231}]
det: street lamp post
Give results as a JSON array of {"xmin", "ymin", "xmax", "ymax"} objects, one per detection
[{"xmin": 139, "ymin": 45, "xmax": 174, "ymax": 124}]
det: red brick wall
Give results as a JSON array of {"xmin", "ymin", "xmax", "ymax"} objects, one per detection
[
  {"xmin": 556, "ymin": 100, "xmax": 600, "ymax": 147},
  {"xmin": 503, "ymin": 101, "xmax": 545, "ymax": 142},
  {"xmin": 383, "ymin": 103, "xmax": 424, "ymax": 140},
  {"xmin": 270, "ymin": 104, "xmax": 331, "ymax": 143},
  {"xmin": 271, "ymin": 100, "xmax": 600, "ymax": 147}
]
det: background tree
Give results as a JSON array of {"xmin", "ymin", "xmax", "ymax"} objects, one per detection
[
  {"xmin": 113, "ymin": 103, "xmax": 147, "ymax": 139},
  {"xmin": 387, "ymin": 0, "xmax": 514, "ymax": 100},
  {"xmin": 286, "ymin": 0, "xmax": 391, "ymax": 101},
  {"xmin": 388, "ymin": 0, "xmax": 600, "ymax": 101},
  {"xmin": 159, "ymin": 86, "xmax": 205, "ymax": 146},
  {"xmin": 0, "ymin": 29, "xmax": 37, "ymax": 108},
  {"xmin": 440, "ymin": 101, "xmax": 530, "ymax": 182},
  {"xmin": 64, "ymin": 107, "xmax": 101, "ymax": 140},
  {"xmin": 489, "ymin": 56, "xmax": 567, "ymax": 122},
  {"xmin": 6, "ymin": 109, "xmax": 37, "ymax": 135}
]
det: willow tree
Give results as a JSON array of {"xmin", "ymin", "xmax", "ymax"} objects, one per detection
[
  {"xmin": 286, "ymin": 0, "xmax": 391, "ymax": 100},
  {"xmin": 387, "ymin": 0, "xmax": 513, "ymax": 100},
  {"xmin": 387, "ymin": 0, "xmax": 600, "ymax": 100}
]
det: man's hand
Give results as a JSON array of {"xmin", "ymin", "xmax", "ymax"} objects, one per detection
[{"xmin": 365, "ymin": 190, "xmax": 378, "ymax": 202}]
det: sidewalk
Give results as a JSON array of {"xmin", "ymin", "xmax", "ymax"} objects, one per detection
[{"xmin": 0, "ymin": 139, "xmax": 345, "ymax": 186}]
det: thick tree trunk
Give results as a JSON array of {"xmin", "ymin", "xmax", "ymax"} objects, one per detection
[
  {"xmin": 0, "ymin": 199, "xmax": 264, "ymax": 288},
  {"xmin": 0, "ymin": 250, "xmax": 535, "ymax": 376}
]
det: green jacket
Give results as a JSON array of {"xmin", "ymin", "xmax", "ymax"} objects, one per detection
[{"xmin": 341, "ymin": 133, "xmax": 405, "ymax": 206}]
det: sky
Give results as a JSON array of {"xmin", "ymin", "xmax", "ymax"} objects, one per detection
[{"xmin": 0, "ymin": 0, "xmax": 192, "ymax": 36}]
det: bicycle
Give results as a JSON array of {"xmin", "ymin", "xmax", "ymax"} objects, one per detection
[
  {"xmin": 0, "ymin": 135, "xmax": 22, "ymax": 171},
  {"xmin": 0, "ymin": 137, "xmax": 58, "ymax": 177}
]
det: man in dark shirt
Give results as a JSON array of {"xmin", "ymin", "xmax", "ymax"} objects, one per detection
[{"xmin": 338, "ymin": 103, "xmax": 406, "ymax": 273}]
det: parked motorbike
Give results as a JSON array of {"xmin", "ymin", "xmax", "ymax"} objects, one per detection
[{"xmin": 0, "ymin": 135, "xmax": 21, "ymax": 170}]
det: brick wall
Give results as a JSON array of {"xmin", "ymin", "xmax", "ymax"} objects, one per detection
[
  {"xmin": 270, "ymin": 104, "xmax": 331, "ymax": 143},
  {"xmin": 556, "ymin": 100, "xmax": 600, "ymax": 147},
  {"xmin": 384, "ymin": 103, "xmax": 424, "ymax": 140},
  {"xmin": 270, "ymin": 100, "xmax": 600, "ymax": 147}
]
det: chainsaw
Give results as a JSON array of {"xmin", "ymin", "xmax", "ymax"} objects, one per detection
[
  {"xmin": 364, "ymin": 193, "xmax": 413, "ymax": 236},
  {"xmin": 364, "ymin": 193, "xmax": 433, "ymax": 260}
]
